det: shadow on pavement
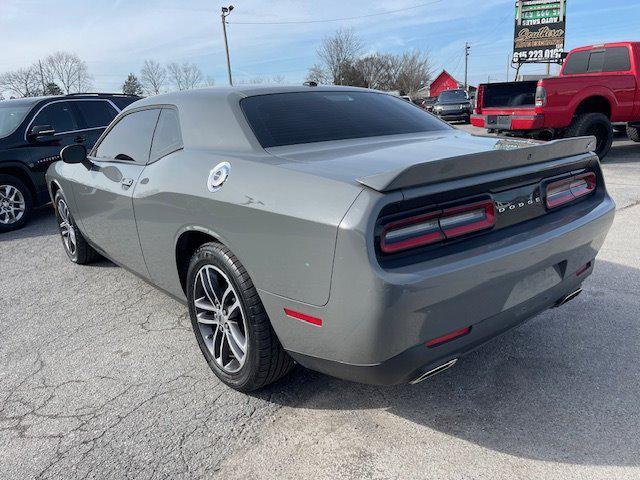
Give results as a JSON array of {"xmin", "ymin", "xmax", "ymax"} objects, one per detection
[{"xmin": 258, "ymin": 259, "xmax": 640, "ymax": 467}]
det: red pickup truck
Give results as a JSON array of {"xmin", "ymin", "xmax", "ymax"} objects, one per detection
[{"xmin": 472, "ymin": 41, "xmax": 640, "ymax": 159}]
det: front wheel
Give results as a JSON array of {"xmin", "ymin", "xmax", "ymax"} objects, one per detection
[
  {"xmin": 565, "ymin": 113, "xmax": 613, "ymax": 160},
  {"xmin": 187, "ymin": 242, "xmax": 294, "ymax": 392},
  {"xmin": 0, "ymin": 175, "xmax": 32, "ymax": 233}
]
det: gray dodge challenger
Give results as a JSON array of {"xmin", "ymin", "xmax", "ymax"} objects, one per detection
[{"xmin": 46, "ymin": 86, "xmax": 615, "ymax": 391}]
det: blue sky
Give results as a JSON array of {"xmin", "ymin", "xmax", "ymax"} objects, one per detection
[{"xmin": 0, "ymin": 0, "xmax": 638, "ymax": 92}]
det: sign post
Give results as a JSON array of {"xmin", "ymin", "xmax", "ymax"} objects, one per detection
[{"xmin": 513, "ymin": 0, "xmax": 567, "ymax": 66}]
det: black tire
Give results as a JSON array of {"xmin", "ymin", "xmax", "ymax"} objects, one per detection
[
  {"xmin": 53, "ymin": 190, "xmax": 101, "ymax": 264},
  {"xmin": 565, "ymin": 113, "xmax": 613, "ymax": 160},
  {"xmin": 0, "ymin": 174, "xmax": 33, "ymax": 233},
  {"xmin": 187, "ymin": 242, "xmax": 294, "ymax": 392},
  {"xmin": 626, "ymin": 124, "xmax": 640, "ymax": 143}
]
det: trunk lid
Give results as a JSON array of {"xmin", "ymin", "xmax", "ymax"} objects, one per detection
[{"xmin": 267, "ymin": 130, "xmax": 597, "ymax": 192}]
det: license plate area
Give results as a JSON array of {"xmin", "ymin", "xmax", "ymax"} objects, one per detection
[
  {"xmin": 503, "ymin": 263, "xmax": 565, "ymax": 310},
  {"xmin": 486, "ymin": 115, "xmax": 512, "ymax": 130}
]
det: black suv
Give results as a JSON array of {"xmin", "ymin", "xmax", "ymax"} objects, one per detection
[{"xmin": 0, "ymin": 93, "xmax": 140, "ymax": 232}]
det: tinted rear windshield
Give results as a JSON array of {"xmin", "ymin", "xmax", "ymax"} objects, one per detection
[{"xmin": 241, "ymin": 91, "xmax": 448, "ymax": 148}]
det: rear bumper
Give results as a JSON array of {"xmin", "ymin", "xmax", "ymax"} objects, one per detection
[
  {"xmin": 289, "ymin": 280, "xmax": 585, "ymax": 385},
  {"xmin": 260, "ymin": 188, "xmax": 615, "ymax": 385},
  {"xmin": 472, "ymin": 113, "xmax": 546, "ymax": 131}
]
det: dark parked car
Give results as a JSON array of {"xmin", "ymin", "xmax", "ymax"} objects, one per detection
[
  {"xmin": 433, "ymin": 89, "xmax": 472, "ymax": 123},
  {"xmin": 0, "ymin": 93, "xmax": 140, "ymax": 232}
]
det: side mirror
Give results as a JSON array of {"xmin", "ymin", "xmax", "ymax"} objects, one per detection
[
  {"xmin": 60, "ymin": 144, "xmax": 87, "ymax": 164},
  {"xmin": 29, "ymin": 124, "xmax": 55, "ymax": 141}
]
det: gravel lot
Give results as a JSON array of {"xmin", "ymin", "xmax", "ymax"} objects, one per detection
[{"xmin": 1, "ymin": 128, "xmax": 639, "ymax": 480}]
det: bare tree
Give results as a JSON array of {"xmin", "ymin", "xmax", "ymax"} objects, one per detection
[
  {"xmin": 0, "ymin": 67, "xmax": 41, "ymax": 97},
  {"xmin": 393, "ymin": 50, "xmax": 432, "ymax": 97},
  {"xmin": 167, "ymin": 62, "xmax": 203, "ymax": 91},
  {"xmin": 271, "ymin": 74, "xmax": 286, "ymax": 84},
  {"xmin": 44, "ymin": 51, "xmax": 92, "ymax": 94},
  {"xmin": 355, "ymin": 53, "xmax": 400, "ymax": 90},
  {"xmin": 317, "ymin": 28, "xmax": 363, "ymax": 85},
  {"xmin": 306, "ymin": 64, "xmax": 331, "ymax": 85},
  {"xmin": 140, "ymin": 60, "xmax": 166, "ymax": 95}
]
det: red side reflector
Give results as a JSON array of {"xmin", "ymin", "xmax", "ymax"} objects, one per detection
[
  {"xmin": 576, "ymin": 261, "xmax": 592, "ymax": 277},
  {"xmin": 284, "ymin": 308, "xmax": 323, "ymax": 327},
  {"xmin": 426, "ymin": 326, "xmax": 471, "ymax": 347}
]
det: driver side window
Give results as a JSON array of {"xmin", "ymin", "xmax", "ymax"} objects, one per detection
[{"xmin": 94, "ymin": 109, "xmax": 160, "ymax": 164}]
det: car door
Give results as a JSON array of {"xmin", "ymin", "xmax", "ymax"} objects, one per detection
[
  {"xmin": 71, "ymin": 107, "xmax": 161, "ymax": 277},
  {"xmin": 72, "ymin": 99, "xmax": 120, "ymax": 149},
  {"xmin": 26, "ymin": 100, "xmax": 83, "ymax": 172}
]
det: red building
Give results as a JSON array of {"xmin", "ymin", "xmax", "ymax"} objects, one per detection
[{"xmin": 429, "ymin": 70, "xmax": 462, "ymax": 98}]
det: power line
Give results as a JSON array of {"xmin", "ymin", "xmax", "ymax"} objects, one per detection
[{"xmin": 227, "ymin": 0, "xmax": 443, "ymax": 25}]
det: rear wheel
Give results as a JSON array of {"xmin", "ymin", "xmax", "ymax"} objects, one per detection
[
  {"xmin": 187, "ymin": 242, "xmax": 294, "ymax": 391},
  {"xmin": 54, "ymin": 190, "xmax": 100, "ymax": 264},
  {"xmin": 0, "ymin": 175, "xmax": 32, "ymax": 233},
  {"xmin": 626, "ymin": 124, "xmax": 640, "ymax": 143},
  {"xmin": 565, "ymin": 113, "xmax": 613, "ymax": 160}
]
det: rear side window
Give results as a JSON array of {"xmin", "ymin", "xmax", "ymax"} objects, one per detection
[
  {"xmin": 587, "ymin": 51, "xmax": 605, "ymax": 73},
  {"xmin": 241, "ymin": 91, "xmax": 449, "ymax": 148},
  {"xmin": 563, "ymin": 51, "xmax": 590, "ymax": 74},
  {"xmin": 564, "ymin": 47, "xmax": 632, "ymax": 74},
  {"xmin": 94, "ymin": 109, "xmax": 160, "ymax": 164},
  {"xmin": 75, "ymin": 101, "xmax": 118, "ymax": 129},
  {"xmin": 150, "ymin": 108, "xmax": 183, "ymax": 161},
  {"xmin": 603, "ymin": 46, "xmax": 631, "ymax": 72},
  {"xmin": 32, "ymin": 101, "xmax": 78, "ymax": 133}
]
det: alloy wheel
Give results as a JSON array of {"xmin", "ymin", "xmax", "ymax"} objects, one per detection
[
  {"xmin": 57, "ymin": 199, "xmax": 77, "ymax": 256},
  {"xmin": 193, "ymin": 265, "xmax": 248, "ymax": 374},
  {"xmin": 0, "ymin": 184, "xmax": 26, "ymax": 225}
]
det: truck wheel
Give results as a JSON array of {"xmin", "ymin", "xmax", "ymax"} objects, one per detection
[
  {"xmin": 0, "ymin": 174, "xmax": 33, "ymax": 233},
  {"xmin": 187, "ymin": 242, "xmax": 294, "ymax": 391},
  {"xmin": 626, "ymin": 124, "xmax": 640, "ymax": 143},
  {"xmin": 565, "ymin": 113, "xmax": 613, "ymax": 160}
]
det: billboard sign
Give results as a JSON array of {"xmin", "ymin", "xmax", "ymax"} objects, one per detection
[{"xmin": 513, "ymin": 0, "xmax": 566, "ymax": 64}]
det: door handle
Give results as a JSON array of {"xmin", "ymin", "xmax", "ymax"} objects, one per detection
[
  {"xmin": 74, "ymin": 135, "xmax": 86, "ymax": 143},
  {"xmin": 121, "ymin": 178, "xmax": 134, "ymax": 187}
]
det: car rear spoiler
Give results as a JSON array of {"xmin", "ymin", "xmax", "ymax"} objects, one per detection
[{"xmin": 356, "ymin": 136, "xmax": 597, "ymax": 192}]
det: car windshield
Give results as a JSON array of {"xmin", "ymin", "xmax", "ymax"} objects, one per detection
[
  {"xmin": 241, "ymin": 91, "xmax": 449, "ymax": 148},
  {"xmin": 0, "ymin": 104, "xmax": 30, "ymax": 139},
  {"xmin": 438, "ymin": 90, "xmax": 468, "ymax": 102}
]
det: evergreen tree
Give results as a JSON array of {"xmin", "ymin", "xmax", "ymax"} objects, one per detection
[
  {"xmin": 122, "ymin": 73, "xmax": 143, "ymax": 96},
  {"xmin": 43, "ymin": 82, "xmax": 63, "ymax": 95}
]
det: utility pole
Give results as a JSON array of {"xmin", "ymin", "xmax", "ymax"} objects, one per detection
[
  {"xmin": 221, "ymin": 5, "xmax": 234, "ymax": 86},
  {"xmin": 464, "ymin": 42, "xmax": 470, "ymax": 91}
]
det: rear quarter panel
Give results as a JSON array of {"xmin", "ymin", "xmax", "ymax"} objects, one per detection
[
  {"xmin": 544, "ymin": 72, "xmax": 637, "ymax": 126},
  {"xmin": 133, "ymin": 149, "xmax": 363, "ymax": 306}
]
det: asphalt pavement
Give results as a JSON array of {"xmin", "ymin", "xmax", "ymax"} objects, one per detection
[{"xmin": 1, "ymin": 128, "xmax": 639, "ymax": 480}]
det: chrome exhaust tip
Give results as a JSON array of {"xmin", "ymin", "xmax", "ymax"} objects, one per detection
[
  {"xmin": 554, "ymin": 287, "xmax": 583, "ymax": 308},
  {"xmin": 410, "ymin": 359, "xmax": 457, "ymax": 385}
]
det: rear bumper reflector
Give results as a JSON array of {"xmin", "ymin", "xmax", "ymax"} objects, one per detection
[
  {"xmin": 284, "ymin": 308, "xmax": 323, "ymax": 327},
  {"xmin": 426, "ymin": 326, "xmax": 471, "ymax": 347}
]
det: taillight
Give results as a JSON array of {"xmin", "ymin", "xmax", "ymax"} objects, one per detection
[
  {"xmin": 380, "ymin": 199, "xmax": 496, "ymax": 254},
  {"xmin": 475, "ymin": 85, "xmax": 484, "ymax": 113},
  {"xmin": 535, "ymin": 85, "xmax": 547, "ymax": 107},
  {"xmin": 545, "ymin": 172, "xmax": 596, "ymax": 209}
]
